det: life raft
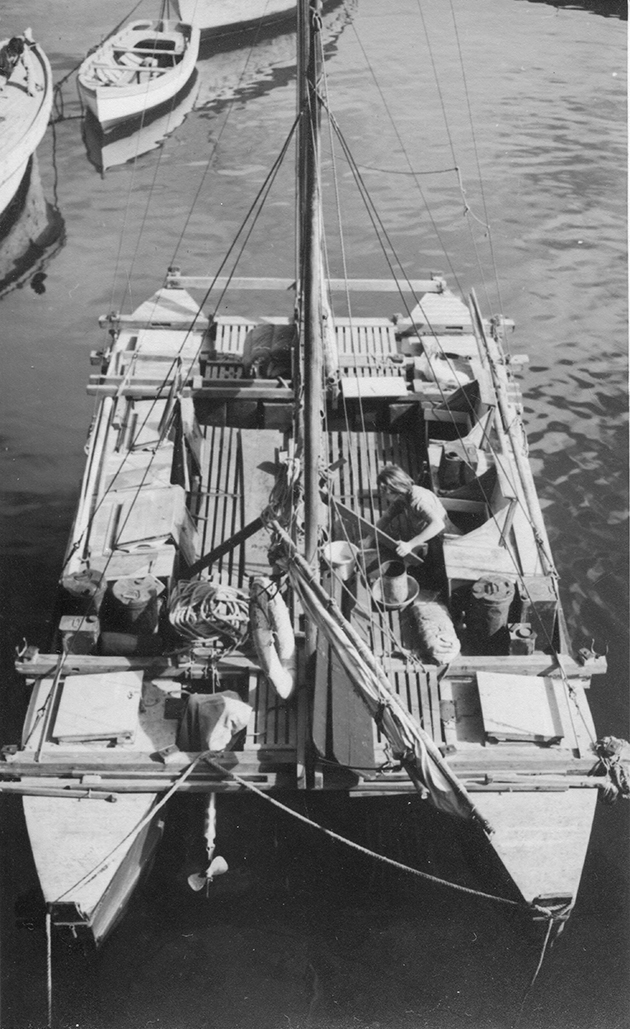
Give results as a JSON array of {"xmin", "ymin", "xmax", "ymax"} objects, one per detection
[{"xmin": 249, "ymin": 576, "xmax": 296, "ymax": 699}]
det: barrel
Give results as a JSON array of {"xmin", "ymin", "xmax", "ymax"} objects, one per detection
[
  {"xmin": 438, "ymin": 447, "xmax": 465, "ymax": 490},
  {"xmin": 60, "ymin": 569, "xmax": 106, "ymax": 615},
  {"xmin": 109, "ymin": 576, "xmax": 160, "ymax": 634},
  {"xmin": 466, "ymin": 575, "xmax": 515, "ymax": 653}
]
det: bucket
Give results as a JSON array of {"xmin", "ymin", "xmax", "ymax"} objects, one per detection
[
  {"xmin": 322, "ymin": 541, "xmax": 358, "ymax": 581},
  {"xmin": 109, "ymin": 576, "xmax": 160, "ymax": 634},
  {"xmin": 379, "ymin": 560, "xmax": 409, "ymax": 605}
]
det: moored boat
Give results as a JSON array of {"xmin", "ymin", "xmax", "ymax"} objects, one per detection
[
  {"xmin": 77, "ymin": 6, "xmax": 200, "ymax": 132},
  {"xmin": 0, "ymin": 31, "xmax": 53, "ymax": 220},
  {"xmin": 178, "ymin": 0, "xmax": 297, "ymax": 35},
  {"xmin": 1, "ymin": 0, "xmax": 628, "ymax": 966},
  {"xmin": 82, "ymin": 69, "xmax": 200, "ymax": 172}
]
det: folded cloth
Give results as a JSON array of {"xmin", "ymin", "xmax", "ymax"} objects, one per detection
[{"xmin": 177, "ymin": 691, "xmax": 252, "ymax": 752}]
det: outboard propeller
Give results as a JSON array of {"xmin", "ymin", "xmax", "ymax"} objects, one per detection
[
  {"xmin": 188, "ymin": 792, "xmax": 228, "ymax": 892},
  {"xmin": 187, "ymin": 855, "xmax": 228, "ymax": 892}
]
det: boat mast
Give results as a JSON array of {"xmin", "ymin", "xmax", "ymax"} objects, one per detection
[{"xmin": 300, "ymin": 0, "xmax": 324, "ymax": 570}]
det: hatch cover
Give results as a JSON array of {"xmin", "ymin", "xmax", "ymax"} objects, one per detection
[{"xmin": 477, "ymin": 672, "xmax": 564, "ymax": 743}]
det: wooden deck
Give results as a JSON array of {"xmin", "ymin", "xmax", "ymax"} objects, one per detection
[{"xmin": 182, "ymin": 311, "xmax": 598, "ymax": 786}]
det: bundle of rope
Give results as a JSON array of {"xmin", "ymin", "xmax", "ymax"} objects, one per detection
[
  {"xmin": 168, "ymin": 579, "xmax": 250, "ymax": 653},
  {"xmin": 595, "ymin": 736, "xmax": 630, "ymax": 803}
]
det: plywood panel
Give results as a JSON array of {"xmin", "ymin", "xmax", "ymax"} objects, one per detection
[{"xmin": 477, "ymin": 672, "xmax": 564, "ymax": 742}]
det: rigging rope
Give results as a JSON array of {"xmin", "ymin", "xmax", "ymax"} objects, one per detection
[
  {"xmin": 46, "ymin": 907, "xmax": 53, "ymax": 1029},
  {"xmin": 206, "ymin": 756, "xmax": 523, "ymax": 910},
  {"xmin": 54, "ymin": 752, "xmax": 210, "ymax": 903}
]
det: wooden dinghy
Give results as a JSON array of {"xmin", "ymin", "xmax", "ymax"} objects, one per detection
[
  {"xmin": 0, "ymin": 31, "xmax": 53, "ymax": 221},
  {"xmin": 77, "ymin": 7, "xmax": 200, "ymax": 132},
  {"xmin": 82, "ymin": 70, "xmax": 199, "ymax": 172},
  {"xmin": 1, "ymin": 0, "xmax": 627, "ymax": 954}
]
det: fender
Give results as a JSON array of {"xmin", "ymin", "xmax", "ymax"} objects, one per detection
[{"xmin": 249, "ymin": 577, "xmax": 296, "ymax": 699}]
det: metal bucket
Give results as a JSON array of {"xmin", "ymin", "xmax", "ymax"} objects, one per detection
[
  {"xmin": 379, "ymin": 560, "xmax": 408, "ymax": 605},
  {"xmin": 322, "ymin": 541, "xmax": 358, "ymax": 581}
]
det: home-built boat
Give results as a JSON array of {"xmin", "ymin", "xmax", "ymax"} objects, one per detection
[
  {"xmin": 77, "ymin": 6, "xmax": 200, "ymax": 132},
  {"xmin": 2, "ymin": 0, "xmax": 627, "ymax": 955},
  {"xmin": 0, "ymin": 32, "xmax": 53, "ymax": 221}
]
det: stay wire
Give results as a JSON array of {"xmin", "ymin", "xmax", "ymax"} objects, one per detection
[
  {"xmin": 447, "ymin": 0, "xmax": 506, "ymax": 322},
  {"xmin": 325, "ymin": 107, "xmax": 571, "ymax": 671},
  {"xmin": 350, "ymin": 21, "xmax": 464, "ymax": 298},
  {"xmin": 169, "ymin": 11, "xmax": 275, "ymax": 267},
  {"xmin": 63, "ymin": 119, "xmax": 300, "ymax": 603}
]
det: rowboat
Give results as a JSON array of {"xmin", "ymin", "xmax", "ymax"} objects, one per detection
[
  {"xmin": 2, "ymin": 0, "xmax": 627, "ymax": 970},
  {"xmin": 77, "ymin": 9, "xmax": 200, "ymax": 132},
  {"xmin": 178, "ymin": 0, "xmax": 297, "ymax": 35},
  {"xmin": 0, "ymin": 33, "xmax": 53, "ymax": 220},
  {"xmin": 82, "ymin": 70, "xmax": 200, "ymax": 172}
]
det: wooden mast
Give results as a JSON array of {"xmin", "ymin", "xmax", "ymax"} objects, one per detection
[{"xmin": 301, "ymin": 2, "xmax": 323, "ymax": 573}]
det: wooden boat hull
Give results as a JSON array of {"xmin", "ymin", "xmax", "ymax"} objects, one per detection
[
  {"xmin": 82, "ymin": 70, "xmax": 200, "ymax": 171},
  {"xmin": 178, "ymin": 0, "xmax": 296, "ymax": 34},
  {"xmin": 23, "ymin": 792, "xmax": 164, "ymax": 945},
  {"xmin": 77, "ymin": 19, "xmax": 200, "ymax": 131},
  {"xmin": 0, "ymin": 40, "xmax": 53, "ymax": 218},
  {"xmin": 0, "ymin": 154, "xmax": 64, "ymax": 297}
]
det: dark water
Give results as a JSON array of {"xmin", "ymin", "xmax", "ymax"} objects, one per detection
[{"xmin": 0, "ymin": 1, "xmax": 627, "ymax": 1026}]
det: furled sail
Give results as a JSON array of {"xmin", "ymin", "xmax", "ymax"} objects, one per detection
[{"xmin": 271, "ymin": 521, "xmax": 491, "ymax": 831}]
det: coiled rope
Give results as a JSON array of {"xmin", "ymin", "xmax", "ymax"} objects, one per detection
[{"xmin": 168, "ymin": 580, "xmax": 250, "ymax": 653}]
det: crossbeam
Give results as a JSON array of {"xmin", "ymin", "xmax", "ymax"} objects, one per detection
[{"xmin": 165, "ymin": 274, "xmax": 445, "ymax": 293}]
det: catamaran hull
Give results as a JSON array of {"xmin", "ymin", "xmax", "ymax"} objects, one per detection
[
  {"xmin": 23, "ymin": 791, "xmax": 164, "ymax": 946},
  {"xmin": 178, "ymin": 0, "xmax": 297, "ymax": 34},
  {"xmin": 77, "ymin": 21, "xmax": 200, "ymax": 132}
]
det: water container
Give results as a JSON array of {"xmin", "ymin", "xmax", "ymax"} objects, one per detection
[
  {"xmin": 465, "ymin": 574, "xmax": 515, "ymax": 654},
  {"xmin": 109, "ymin": 576, "xmax": 160, "ymax": 634},
  {"xmin": 438, "ymin": 447, "xmax": 465, "ymax": 490}
]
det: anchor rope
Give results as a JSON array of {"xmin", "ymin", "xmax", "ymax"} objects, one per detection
[
  {"xmin": 46, "ymin": 907, "xmax": 53, "ymax": 1029},
  {"xmin": 511, "ymin": 917, "xmax": 554, "ymax": 1029}
]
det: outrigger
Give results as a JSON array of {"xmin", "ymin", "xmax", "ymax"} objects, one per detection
[{"xmin": 2, "ymin": 0, "xmax": 628, "ymax": 964}]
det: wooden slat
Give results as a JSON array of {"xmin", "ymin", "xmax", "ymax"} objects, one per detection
[{"xmin": 426, "ymin": 667, "xmax": 445, "ymax": 746}]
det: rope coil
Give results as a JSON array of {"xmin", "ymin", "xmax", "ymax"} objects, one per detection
[{"xmin": 168, "ymin": 580, "xmax": 250, "ymax": 653}]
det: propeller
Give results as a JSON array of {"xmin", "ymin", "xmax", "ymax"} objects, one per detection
[{"xmin": 187, "ymin": 854, "xmax": 229, "ymax": 892}]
